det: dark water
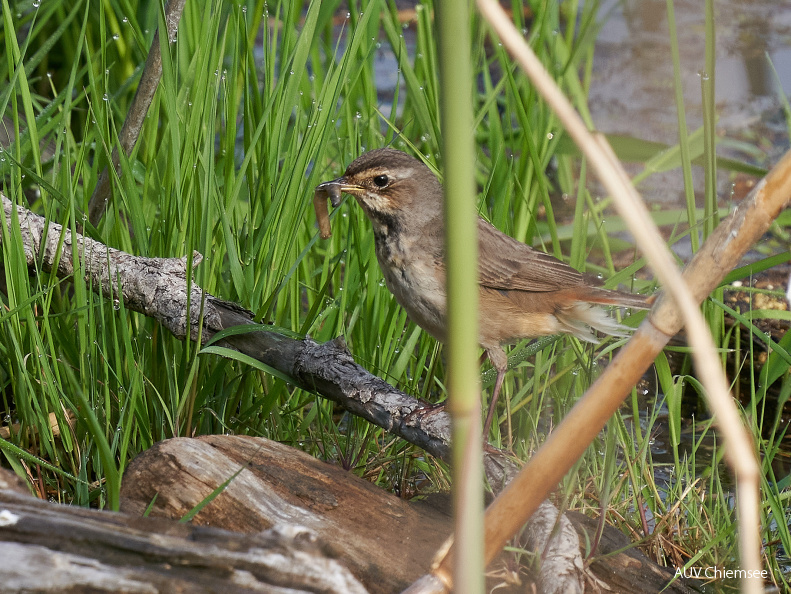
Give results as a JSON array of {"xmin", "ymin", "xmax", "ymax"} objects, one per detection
[
  {"xmin": 593, "ymin": 0, "xmax": 791, "ymax": 142},
  {"xmin": 592, "ymin": 0, "xmax": 791, "ymax": 204},
  {"xmin": 592, "ymin": 0, "xmax": 791, "ymax": 446}
]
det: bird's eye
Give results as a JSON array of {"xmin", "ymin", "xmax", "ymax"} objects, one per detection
[{"xmin": 373, "ymin": 174, "xmax": 389, "ymax": 188}]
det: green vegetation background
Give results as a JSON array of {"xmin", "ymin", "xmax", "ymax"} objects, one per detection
[{"xmin": 1, "ymin": 0, "xmax": 788, "ymax": 586}]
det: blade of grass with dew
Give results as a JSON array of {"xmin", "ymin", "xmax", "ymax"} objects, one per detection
[{"xmin": 665, "ymin": 0, "xmax": 698, "ymax": 252}]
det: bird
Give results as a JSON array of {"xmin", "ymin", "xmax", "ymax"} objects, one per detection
[{"xmin": 316, "ymin": 147, "xmax": 652, "ymax": 434}]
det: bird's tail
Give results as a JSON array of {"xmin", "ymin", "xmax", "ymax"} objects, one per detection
[
  {"xmin": 569, "ymin": 286, "xmax": 655, "ymax": 311},
  {"xmin": 556, "ymin": 288, "xmax": 654, "ymax": 342}
]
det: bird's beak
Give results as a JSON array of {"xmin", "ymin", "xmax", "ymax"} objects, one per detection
[
  {"xmin": 314, "ymin": 177, "xmax": 363, "ymax": 239},
  {"xmin": 316, "ymin": 177, "xmax": 366, "ymax": 207}
]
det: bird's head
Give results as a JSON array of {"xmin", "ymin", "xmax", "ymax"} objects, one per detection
[{"xmin": 316, "ymin": 148, "xmax": 443, "ymax": 230}]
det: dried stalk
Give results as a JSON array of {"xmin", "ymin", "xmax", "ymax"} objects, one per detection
[
  {"xmin": 420, "ymin": 2, "xmax": 786, "ymax": 592},
  {"xmin": 86, "ymin": 0, "xmax": 187, "ymax": 226}
]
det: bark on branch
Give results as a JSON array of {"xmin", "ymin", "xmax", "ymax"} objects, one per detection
[{"xmin": 2, "ymin": 193, "xmax": 462, "ymax": 468}]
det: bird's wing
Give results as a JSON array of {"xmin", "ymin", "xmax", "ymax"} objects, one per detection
[{"xmin": 476, "ymin": 218, "xmax": 588, "ymax": 292}]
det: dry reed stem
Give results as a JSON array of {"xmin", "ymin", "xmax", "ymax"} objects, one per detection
[
  {"xmin": 422, "ymin": 2, "xmax": 786, "ymax": 592},
  {"xmin": 86, "ymin": 0, "xmax": 187, "ymax": 226}
]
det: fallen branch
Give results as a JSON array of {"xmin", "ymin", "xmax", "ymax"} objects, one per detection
[{"xmin": 0, "ymin": 191, "xmax": 582, "ymax": 592}]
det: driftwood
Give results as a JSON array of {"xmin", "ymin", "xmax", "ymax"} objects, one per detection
[
  {"xmin": 0, "ymin": 189, "xmax": 698, "ymax": 592},
  {"xmin": 0, "ymin": 191, "xmax": 584, "ymax": 592},
  {"xmin": 0, "ymin": 467, "xmax": 366, "ymax": 593},
  {"xmin": 120, "ymin": 435, "xmax": 450, "ymax": 593},
  {"xmin": 2, "ymin": 190, "xmax": 699, "ymax": 592},
  {"xmin": 118, "ymin": 435, "xmax": 698, "ymax": 593},
  {"xmin": 0, "ymin": 433, "xmax": 702, "ymax": 594}
]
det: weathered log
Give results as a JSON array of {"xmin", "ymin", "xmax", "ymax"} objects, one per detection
[
  {"xmin": 0, "ymin": 467, "xmax": 366, "ymax": 593},
  {"xmin": 0, "ymin": 193, "xmax": 452, "ymax": 464},
  {"xmin": 1, "ymin": 191, "xmax": 582, "ymax": 591},
  {"xmin": 119, "ymin": 435, "xmax": 452, "ymax": 594},
  {"xmin": 119, "ymin": 435, "xmax": 699, "ymax": 594}
]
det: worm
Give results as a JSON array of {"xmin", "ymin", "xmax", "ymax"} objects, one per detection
[{"xmin": 313, "ymin": 182, "xmax": 342, "ymax": 239}]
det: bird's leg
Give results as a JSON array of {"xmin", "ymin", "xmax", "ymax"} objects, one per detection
[
  {"xmin": 406, "ymin": 354, "xmax": 489, "ymax": 425},
  {"xmin": 483, "ymin": 347, "xmax": 508, "ymax": 436}
]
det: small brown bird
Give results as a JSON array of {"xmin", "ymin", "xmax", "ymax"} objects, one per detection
[{"xmin": 317, "ymin": 148, "xmax": 652, "ymax": 433}]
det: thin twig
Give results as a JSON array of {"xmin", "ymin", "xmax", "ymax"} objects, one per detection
[{"xmin": 86, "ymin": 0, "xmax": 187, "ymax": 226}]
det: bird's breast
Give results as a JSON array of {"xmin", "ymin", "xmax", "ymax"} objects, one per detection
[{"xmin": 374, "ymin": 234, "xmax": 447, "ymax": 342}]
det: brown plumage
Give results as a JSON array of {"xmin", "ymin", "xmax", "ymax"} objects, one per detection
[{"xmin": 317, "ymin": 148, "xmax": 652, "ymax": 433}]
